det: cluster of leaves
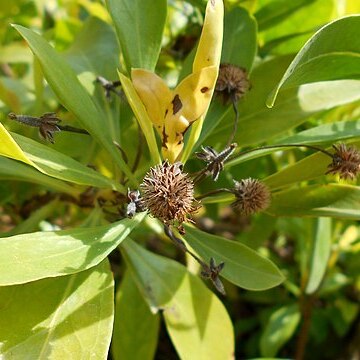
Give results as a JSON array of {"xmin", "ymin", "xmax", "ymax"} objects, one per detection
[{"xmin": 0, "ymin": 0, "xmax": 359, "ymax": 359}]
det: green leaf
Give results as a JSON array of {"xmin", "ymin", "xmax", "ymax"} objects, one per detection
[
  {"xmin": 197, "ymin": 55, "xmax": 301, "ymax": 147},
  {"xmin": 263, "ymin": 151, "xmax": 330, "ymax": 190},
  {"xmin": 12, "ymin": 132, "xmax": 121, "ymax": 190},
  {"xmin": 0, "ymin": 260, "xmax": 114, "ymax": 359},
  {"xmin": 267, "ymin": 16, "xmax": 360, "ymax": 107},
  {"xmin": 65, "ymin": 17, "xmax": 119, "ymax": 79},
  {"xmin": 0, "ymin": 213, "xmax": 145, "ymax": 285},
  {"xmin": 268, "ymin": 184, "xmax": 360, "ymax": 219},
  {"xmin": 183, "ymin": 225, "xmax": 284, "ymax": 290},
  {"xmin": 112, "ymin": 271, "xmax": 159, "ymax": 360},
  {"xmin": 222, "ymin": 6, "xmax": 257, "ymax": 71},
  {"xmin": 0, "ymin": 156, "xmax": 79, "ymax": 196},
  {"xmin": 13, "ymin": 25, "xmax": 138, "ymax": 186},
  {"xmin": 255, "ymin": 0, "xmax": 314, "ymax": 31},
  {"xmin": 260, "ymin": 304, "xmax": 300, "ymax": 357},
  {"xmin": 106, "ymin": 0, "xmax": 166, "ymax": 72},
  {"xmin": 257, "ymin": 0, "xmax": 333, "ymax": 55},
  {"xmin": 122, "ymin": 238, "xmax": 234, "ymax": 360},
  {"xmin": 306, "ymin": 217, "xmax": 332, "ymax": 294},
  {"xmin": 279, "ymin": 117, "xmax": 360, "ymax": 144}
]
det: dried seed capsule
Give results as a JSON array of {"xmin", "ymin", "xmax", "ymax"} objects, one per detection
[
  {"xmin": 231, "ymin": 178, "xmax": 270, "ymax": 215},
  {"xmin": 326, "ymin": 143, "xmax": 360, "ymax": 180},
  {"xmin": 140, "ymin": 161, "xmax": 199, "ymax": 225}
]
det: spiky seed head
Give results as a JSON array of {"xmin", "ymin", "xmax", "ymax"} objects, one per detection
[
  {"xmin": 215, "ymin": 63, "xmax": 251, "ymax": 104},
  {"xmin": 326, "ymin": 143, "xmax": 360, "ymax": 180},
  {"xmin": 232, "ymin": 178, "xmax": 270, "ymax": 215},
  {"xmin": 140, "ymin": 161, "xmax": 199, "ymax": 225}
]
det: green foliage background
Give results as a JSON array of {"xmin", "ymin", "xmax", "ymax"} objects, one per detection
[{"xmin": 0, "ymin": 0, "xmax": 359, "ymax": 359}]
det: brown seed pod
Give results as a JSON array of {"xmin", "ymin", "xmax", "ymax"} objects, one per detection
[
  {"xmin": 326, "ymin": 143, "xmax": 360, "ymax": 180},
  {"xmin": 140, "ymin": 161, "xmax": 199, "ymax": 225},
  {"xmin": 215, "ymin": 63, "xmax": 251, "ymax": 105},
  {"xmin": 231, "ymin": 178, "xmax": 271, "ymax": 215}
]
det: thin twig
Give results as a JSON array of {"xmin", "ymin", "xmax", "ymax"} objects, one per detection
[
  {"xmin": 229, "ymin": 143, "xmax": 334, "ymax": 162},
  {"xmin": 57, "ymin": 124, "xmax": 89, "ymax": 135},
  {"xmin": 295, "ymin": 295, "xmax": 315, "ymax": 360},
  {"xmin": 226, "ymin": 92, "xmax": 239, "ymax": 148},
  {"xmin": 195, "ymin": 188, "xmax": 233, "ymax": 201}
]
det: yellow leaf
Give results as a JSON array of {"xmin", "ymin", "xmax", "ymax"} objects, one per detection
[
  {"xmin": 0, "ymin": 123, "xmax": 39, "ymax": 169},
  {"xmin": 171, "ymin": 66, "xmax": 218, "ymax": 123},
  {"xmin": 161, "ymin": 66, "xmax": 218, "ymax": 162},
  {"xmin": 131, "ymin": 68, "xmax": 172, "ymax": 133},
  {"xmin": 193, "ymin": 0, "xmax": 224, "ymax": 72}
]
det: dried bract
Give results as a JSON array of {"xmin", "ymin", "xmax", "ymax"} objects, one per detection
[
  {"xmin": 195, "ymin": 143, "xmax": 237, "ymax": 181},
  {"xmin": 326, "ymin": 143, "xmax": 360, "ymax": 180},
  {"xmin": 232, "ymin": 178, "xmax": 270, "ymax": 215},
  {"xmin": 140, "ymin": 161, "xmax": 199, "ymax": 225},
  {"xmin": 215, "ymin": 63, "xmax": 251, "ymax": 105}
]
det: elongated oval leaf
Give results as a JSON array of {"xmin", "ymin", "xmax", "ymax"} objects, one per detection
[
  {"xmin": 122, "ymin": 238, "xmax": 234, "ymax": 360},
  {"xmin": 263, "ymin": 151, "xmax": 330, "ymax": 190},
  {"xmin": 13, "ymin": 25, "xmax": 137, "ymax": 185},
  {"xmin": 106, "ymin": 0, "xmax": 166, "ymax": 72},
  {"xmin": 260, "ymin": 304, "xmax": 300, "ymax": 357},
  {"xmin": 0, "ymin": 213, "xmax": 145, "ymax": 285},
  {"xmin": 183, "ymin": 225, "xmax": 285, "ymax": 290},
  {"xmin": 0, "ymin": 156, "xmax": 78, "ymax": 196},
  {"xmin": 112, "ymin": 271, "xmax": 159, "ymax": 360},
  {"xmin": 0, "ymin": 260, "xmax": 114, "ymax": 359},
  {"xmin": 221, "ymin": 6, "xmax": 257, "ymax": 71},
  {"xmin": 279, "ymin": 118, "xmax": 360, "ymax": 145},
  {"xmin": 267, "ymin": 16, "xmax": 360, "ymax": 107},
  {"xmin": 12, "ymin": 132, "xmax": 121, "ymax": 190},
  {"xmin": 268, "ymin": 184, "xmax": 360, "ymax": 219},
  {"xmin": 306, "ymin": 217, "xmax": 332, "ymax": 294}
]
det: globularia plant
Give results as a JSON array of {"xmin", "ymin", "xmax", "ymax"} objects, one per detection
[{"xmin": 0, "ymin": 0, "xmax": 359, "ymax": 358}]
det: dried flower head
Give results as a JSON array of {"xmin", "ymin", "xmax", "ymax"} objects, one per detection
[
  {"xmin": 195, "ymin": 143, "xmax": 237, "ymax": 181},
  {"xmin": 215, "ymin": 63, "xmax": 251, "ymax": 105},
  {"xmin": 231, "ymin": 178, "xmax": 270, "ymax": 215},
  {"xmin": 326, "ymin": 143, "xmax": 360, "ymax": 180},
  {"xmin": 140, "ymin": 161, "xmax": 199, "ymax": 225}
]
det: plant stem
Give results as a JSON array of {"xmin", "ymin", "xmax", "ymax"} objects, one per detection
[
  {"xmin": 196, "ymin": 188, "xmax": 233, "ymax": 201},
  {"xmin": 295, "ymin": 294, "xmax": 315, "ymax": 360},
  {"xmin": 230, "ymin": 143, "xmax": 334, "ymax": 162},
  {"xmin": 226, "ymin": 92, "xmax": 239, "ymax": 148}
]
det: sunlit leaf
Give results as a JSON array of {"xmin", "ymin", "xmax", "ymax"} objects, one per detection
[
  {"xmin": 12, "ymin": 132, "xmax": 121, "ymax": 190},
  {"xmin": 183, "ymin": 225, "xmax": 285, "ymax": 290},
  {"xmin": 13, "ymin": 25, "xmax": 138, "ymax": 186},
  {"xmin": 122, "ymin": 238, "xmax": 234, "ymax": 360},
  {"xmin": 267, "ymin": 16, "xmax": 360, "ymax": 107},
  {"xmin": 0, "ymin": 213, "xmax": 145, "ymax": 285},
  {"xmin": 0, "ymin": 156, "xmax": 78, "ymax": 196},
  {"xmin": 112, "ymin": 271, "xmax": 159, "ymax": 360},
  {"xmin": 0, "ymin": 260, "xmax": 114, "ymax": 359}
]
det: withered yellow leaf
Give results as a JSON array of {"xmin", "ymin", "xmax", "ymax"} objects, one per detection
[
  {"xmin": 193, "ymin": 0, "xmax": 224, "ymax": 72},
  {"xmin": 131, "ymin": 68, "xmax": 172, "ymax": 133}
]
